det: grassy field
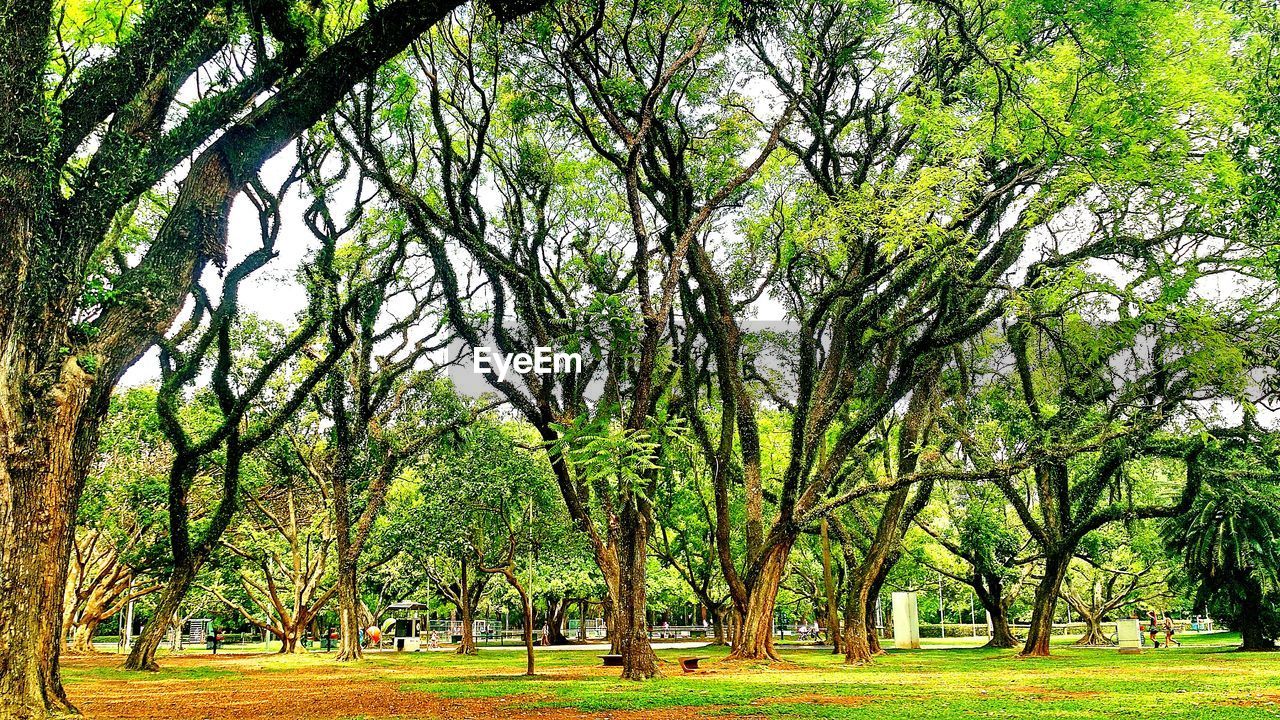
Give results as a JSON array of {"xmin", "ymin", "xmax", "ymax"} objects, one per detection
[{"xmin": 62, "ymin": 632, "xmax": 1280, "ymax": 719}]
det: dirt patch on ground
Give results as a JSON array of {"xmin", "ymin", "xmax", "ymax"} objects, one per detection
[
  {"xmin": 79, "ymin": 676, "xmax": 503, "ymax": 720},
  {"xmin": 697, "ymin": 658, "xmax": 810, "ymax": 673},
  {"xmin": 63, "ymin": 654, "xmax": 725, "ymax": 720},
  {"xmin": 1226, "ymin": 694, "xmax": 1280, "ymax": 708}
]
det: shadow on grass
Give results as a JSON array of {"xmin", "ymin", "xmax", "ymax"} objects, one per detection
[{"xmin": 61, "ymin": 664, "xmax": 238, "ymax": 682}]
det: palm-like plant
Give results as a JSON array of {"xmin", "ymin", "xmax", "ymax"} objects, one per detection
[{"xmin": 1165, "ymin": 434, "xmax": 1280, "ymax": 650}]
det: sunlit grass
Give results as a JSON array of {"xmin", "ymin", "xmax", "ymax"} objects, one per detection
[{"xmin": 64, "ymin": 632, "xmax": 1280, "ymax": 719}]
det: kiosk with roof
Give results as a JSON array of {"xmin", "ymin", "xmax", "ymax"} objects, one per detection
[{"xmin": 386, "ymin": 600, "xmax": 429, "ymax": 652}]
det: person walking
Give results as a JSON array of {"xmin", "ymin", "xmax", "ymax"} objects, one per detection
[
  {"xmin": 1147, "ymin": 611, "xmax": 1161, "ymax": 649},
  {"xmin": 1162, "ymin": 615, "xmax": 1182, "ymax": 648}
]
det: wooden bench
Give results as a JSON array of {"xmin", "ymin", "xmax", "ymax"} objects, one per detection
[
  {"xmin": 599, "ymin": 654, "xmax": 623, "ymax": 667},
  {"xmin": 678, "ymin": 656, "xmax": 707, "ymax": 673}
]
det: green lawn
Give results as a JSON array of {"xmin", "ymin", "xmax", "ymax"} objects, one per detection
[
  {"xmin": 63, "ymin": 632, "xmax": 1280, "ymax": 719},
  {"xmin": 405, "ymin": 636, "xmax": 1279, "ymax": 718}
]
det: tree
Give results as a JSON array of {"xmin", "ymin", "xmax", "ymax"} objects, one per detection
[
  {"xmin": 285, "ymin": 131, "xmax": 474, "ymax": 662},
  {"xmin": 125, "ymin": 173, "xmax": 354, "ymax": 672},
  {"xmin": 204, "ymin": 446, "xmax": 338, "ymax": 653},
  {"xmin": 678, "ymin": 0, "xmax": 1232, "ymax": 662},
  {"xmin": 0, "ymin": 0, "xmax": 546, "ymax": 712},
  {"xmin": 1165, "ymin": 431, "xmax": 1280, "ymax": 651},
  {"xmin": 528, "ymin": 552, "xmax": 605, "ymax": 646},
  {"xmin": 425, "ymin": 419, "xmax": 562, "ymax": 673},
  {"xmin": 651, "ymin": 450, "xmax": 733, "ymax": 646},
  {"xmin": 972, "ymin": 310, "xmax": 1265, "ymax": 658},
  {"xmin": 62, "ymin": 388, "xmax": 168, "ymax": 653},
  {"xmin": 978, "ymin": 249, "xmax": 1276, "ymax": 658},
  {"xmin": 942, "ymin": 0, "xmax": 1278, "ymax": 650},
  {"xmin": 388, "ymin": 473, "xmax": 491, "ymax": 656},
  {"xmin": 1060, "ymin": 523, "xmax": 1171, "ymax": 646},
  {"xmin": 339, "ymin": 1, "xmax": 788, "ymax": 678},
  {"xmin": 810, "ymin": 371, "xmax": 949, "ymax": 664},
  {"xmin": 916, "ymin": 481, "xmax": 1033, "ymax": 649},
  {"xmin": 549, "ymin": 415, "xmax": 685, "ymax": 675}
]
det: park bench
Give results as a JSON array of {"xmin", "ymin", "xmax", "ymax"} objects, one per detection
[
  {"xmin": 599, "ymin": 654, "xmax": 624, "ymax": 667},
  {"xmin": 678, "ymin": 656, "xmax": 707, "ymax": 673}
]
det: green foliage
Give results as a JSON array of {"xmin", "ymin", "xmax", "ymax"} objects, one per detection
[
  {"xmin": 1165, "ymin": 434, "xmax": 1280, "ymax": 645},
  {"xmin": 553, "ymin": 419, "xmax": 664, "ymax": 499},
  {"xmin": 48, "ymin": 0, "xmax": 1280, "ymax": 682},
  {"xmin": 82, "ymin": 386, "xmax": 172, "ymax": 568}
]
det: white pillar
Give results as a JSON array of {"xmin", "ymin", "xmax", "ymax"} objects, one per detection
[
  {"xmin": 124, "ymin": 594, "xmax": 135, "ymax": 651},
  {"xmin": 1116, "ymin": 618, "xmax": 1142, "ymax": 654},
  {"xmin": 891, "ymin": 592, "xmax": 920, "ymax": 649}
]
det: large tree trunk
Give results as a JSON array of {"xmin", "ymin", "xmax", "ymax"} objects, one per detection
[
  {"xmin": 1072, "ymin": 612, "xmax": 1112, "ymax": 646},
  {"xmin": 67, "ymin": 621, "xmax": 101, "ymax": 655},
  {"xmin": 279, "ymin": 611, "xmax": 315, "ymax": 654},
  {"xmin": 844, "ymin": 496, "xmax": 912, "ymax": 665},
  {"xmin": 1240, "ymin": 621, "xmax": 1273, "ymax": 651},
  {"xmin": 64, "ymin": 583, "xmax": 122, "ymax": 655},
  {"xmin": 711, "ymin": 605, "xmax": 727, "ymax": 646},
  {"xmin": 864, "ymin": 559, "xmax": 895, "ymax": 657},
  {"xmin": 820, "ymin": 519, "xmax": 842, "ymax": 653},
  {"xmin": 0, "ymin": 3, "xmax": 78, "ymax": 711},
  {"xmin": 844, "ymin": 563, "xmax": 895, "ymax": 663},
  {"xmin": 727, "ymin": 540, "xmax": 792, "ymax": 662},
  {"xmin": 66, "ymin": 577, "xmax": 144, "ymax": 656},
  {"xmin": 842, "ymin": 575, "xmax": 876, "ymax": 664},
  {"xmin": 972, "ymin": 574, "xmax": 1018, "ymax": 649},
  {"xmin": 334, "ymin": 556, "xmax": 362, "ymax": 661},
  {"xmin": 0, "ymin": 451, "xmax": 83, "ymax": 717},
  {"xmin": 614, "ymin": 504, "xmax": 658, "ymax": 679},
  {"xmin": 1240, "ymin": 579, "xmax": 1276, "ymax": 651},
  {"xmin": 125, "ymin": 564, "xmax": 197, "ymax": 671},
  {"xmin": 986, "ymin": 608, "xmax": 1019, "ymax": 649},
  {"xmin": 842, "ymin": 373, "xmax": 936, "ymax": 666},
  {"xmin": 0, "ymin": 358, "xmax": 100, "ymax": 718},
  {"xmin": 456, "ymin": 596, "xmax": 477, "ymax": 655},
  {"xmin": 1020, "ymin": 551, "xmax": 1071, "ymax": 657},
  {"xmin": 545, "ymin": 597, "xmax": 571, "ymax": 645}
]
